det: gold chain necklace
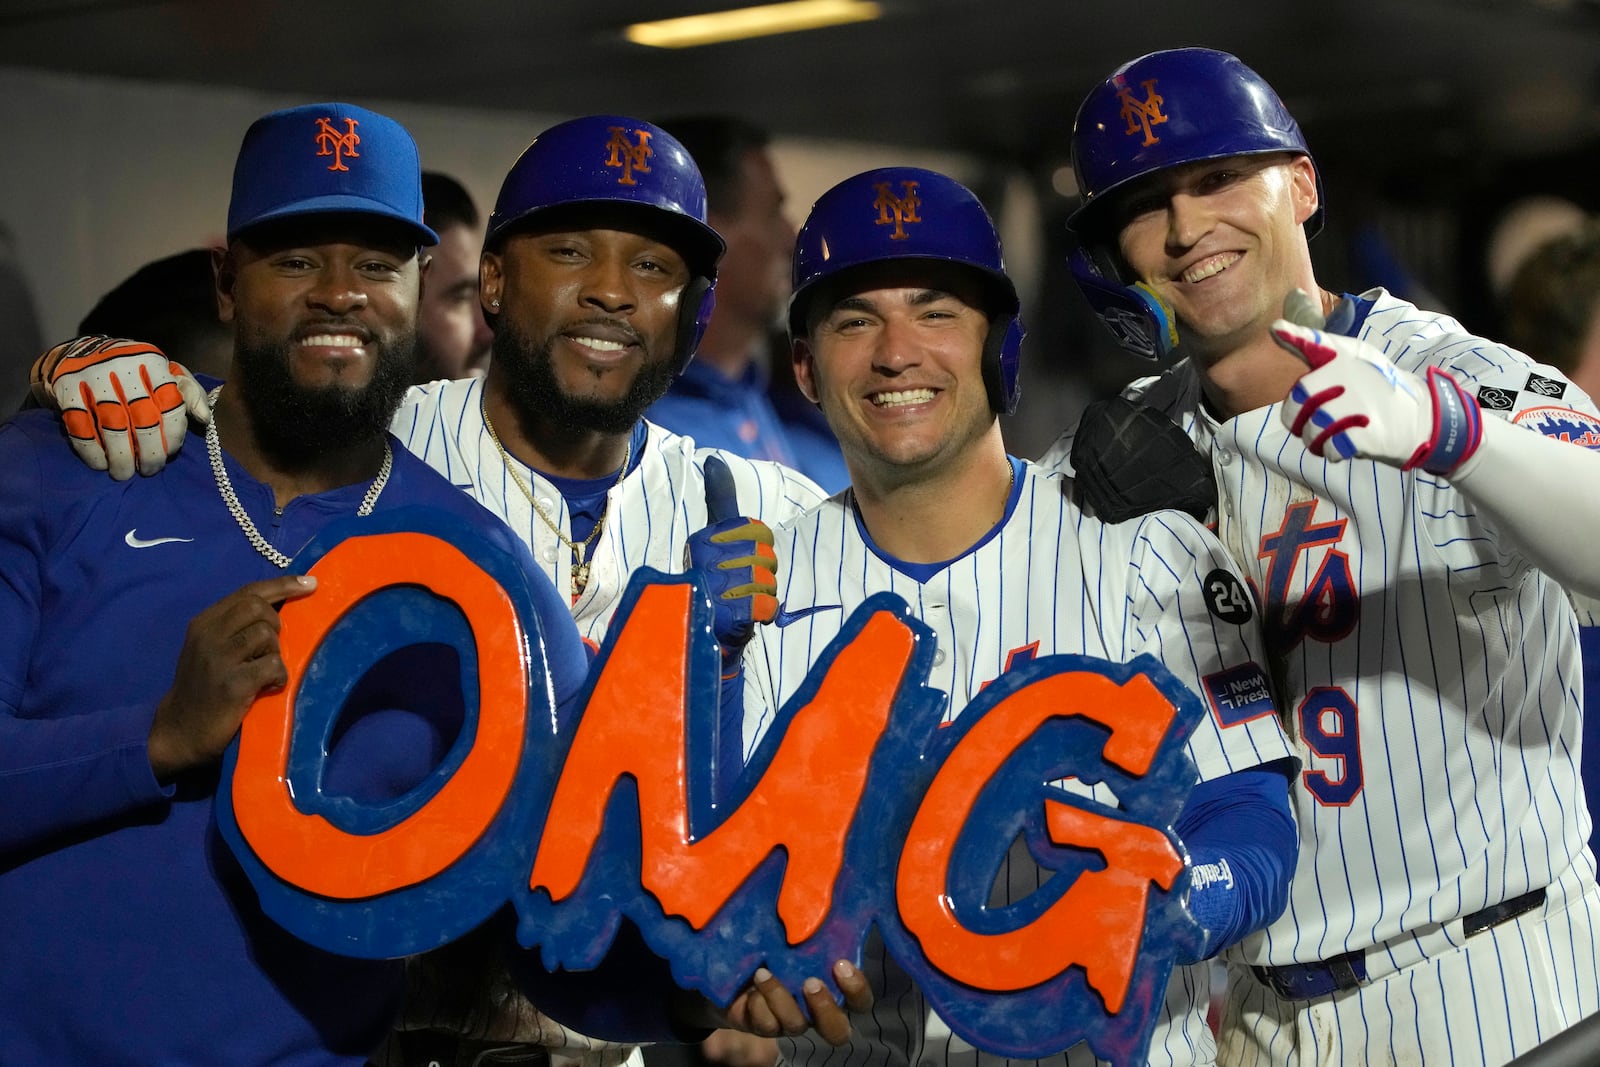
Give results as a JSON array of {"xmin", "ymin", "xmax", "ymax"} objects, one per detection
[
  {"xmin": 480, "ymin": 394, "xmax": 631, "ymax": 597},
  {"xmin": 206, "ymin": 384, "xmax": 392, "ymax": 568}
]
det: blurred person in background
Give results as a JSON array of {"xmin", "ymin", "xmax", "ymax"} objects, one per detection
[
  {"xmin": 414, "ymin": 171, "xmax": 494, "ymax": 382},
  {"xmin": 1502, "ymin": 218, "xmax": 1600, "ymax": 401},
  {"xmin": 651, "ymin": 116, "xmax": 848, "ymax": 493},
  {"xmin": 79, "ymin": 248, "xmax": 233, "ymax": 381},
  {"xmin": 0, "ymin": 220, "xmax": 46, "ymax": 416}
]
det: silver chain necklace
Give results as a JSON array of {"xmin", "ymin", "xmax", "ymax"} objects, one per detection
[
  {"xmin": 480, "ymin": 391, "xmax": 630, "ymax": 598},
  {"xmin": 206, "ymin": 384, "xmax": 393, "ymax": 568}
]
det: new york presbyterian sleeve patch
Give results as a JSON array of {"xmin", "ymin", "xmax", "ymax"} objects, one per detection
[{"xmin": 1203, "ymin": 662, "xmax": 1276, "ymax": 728}]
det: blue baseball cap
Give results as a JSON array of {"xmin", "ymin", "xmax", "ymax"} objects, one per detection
[{"xmin": 226, "ymin": 102, "xmax": 438, "ymax": 246}]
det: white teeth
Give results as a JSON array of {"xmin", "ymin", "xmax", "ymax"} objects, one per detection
[
  {"xmin": 871, "ymin": 389, "xmax": 935, "ymax": 407},
  {"xmin": 301, "ymin": 334, "xmax": 361, "ymax": 347},
  {"xmin": 1182, "ymin": 253, "xmax": 1240, "ymax": 284},
  {"xmin": 574, "ymin": 336, "xmax": 626, "ymax": 352}
]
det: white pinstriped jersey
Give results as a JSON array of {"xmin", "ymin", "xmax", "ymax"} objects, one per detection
[
  {"xmin": 1041, "ymin": 288, "xmax": 1600, "ymax": 972},
  {"xmin": 391, "ymin": 376, "xmax": 827, "ymax": 643},
  {"xmin": 744, "ymin": 460, "xmax": 1295, "ymax": 1067},
  {"xmin": 385, "ymin": 376, "xmax": 822, "ymax": 1067}
]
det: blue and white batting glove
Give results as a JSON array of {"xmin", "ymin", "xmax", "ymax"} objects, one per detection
[
  {"xmin": 686, "ymin": 455, "xmax": 778, "ymax": 672},
  {"xmin": 30, "ymin": 336, "xmax": 209, "ymax": 480},
  {"xmin": 1272, "ymin": 320, "xmax": 1483, "ymax": 477}
]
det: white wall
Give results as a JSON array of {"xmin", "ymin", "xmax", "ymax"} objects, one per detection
[
  {"xmin": 0, "ymin": 65, "xmax": 554, "ymax": 342},
  {"xmin": 0, "ymin": 65, "xmax": 1070, "ymax": 453},
  {"xmin": 0, "ymin": 65, "xmax": 1003, "ymax": 344}
]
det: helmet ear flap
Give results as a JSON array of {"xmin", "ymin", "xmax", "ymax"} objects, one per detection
[
  {"xmin": 983, "ymin": 315, "xmax": 1026, "ymax": 414},
  {"xmin": 676, "ymin": 274, "xmax": 717, "ymax": 373},
  {"xmin": 1068, "ymin": 247, "xmax": 1177, "ymax": 360}
]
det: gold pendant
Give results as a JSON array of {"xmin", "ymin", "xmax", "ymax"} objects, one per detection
[{"xmin": 571, "ymin": 560, "xmax": 590, "ymax": 598}]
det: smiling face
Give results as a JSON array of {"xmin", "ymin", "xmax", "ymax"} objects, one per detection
[
  {"xmin": 1110, "ymin": 153, "xmax": 1319, "ymax": 359},
  {"xmin": 482, "ymin": 219, "xmax": 691, "ymax": 434},
  {"xmin": 216, "ymin": 215, "xmax": 422, "ymax": 463},
  {"xmin": 795, "ymin": 261, "xmax": 995, "ymax": 489}
]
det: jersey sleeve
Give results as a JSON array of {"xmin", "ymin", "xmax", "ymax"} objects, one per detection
[
  {"xmin": 1393, "ymin": 328, "xmax": 1600, "ymax": 587},
  {"xmin": 0, "ymin": 420, "xmax": 173, "ymax": 856},
  {"xmin": 1397, "ymin": 325, "xmax": 1600, "ymax": 432},
  {"xmin": 1119, "ymin": 509, "xmax": 1295, "ymax": 783},
  {"xmin": 1374, "ymin": 305, "xmax": 1600, "ymax": 447},
  {"xmin": 701, "ymin": 449, "xmax": 828, "ymax": 524}
]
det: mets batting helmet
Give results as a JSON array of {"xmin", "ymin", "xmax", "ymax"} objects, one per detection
[
  {"xmin": 788, "ymin": 167, "xmax": 1025, "ymax": 415},
  {"xmin": 1066, "ymin": 48, "xmax": 1324, "ymax": 359},
  {"xmin": 485, "ymin": 115, "xmax": 726, "ymax": 371}
]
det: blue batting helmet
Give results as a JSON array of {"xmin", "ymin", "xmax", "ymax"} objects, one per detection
[
  {"xmin": 788, "ymin": 167, "xmax": 1025, "ymax": 415},
  {"xmin": 486, "ymin": 115, "xmax": 725, "ymax": 371},
  {"xmin": 1066, "ymin": 48, "xmax": 1324, "ymax": 359}
]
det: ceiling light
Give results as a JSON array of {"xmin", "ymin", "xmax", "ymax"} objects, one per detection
[{"xmin": 625, "ymin": 0, "xmax": 881, "ymax": 49}]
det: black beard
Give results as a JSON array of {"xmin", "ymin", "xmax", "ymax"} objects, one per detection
[
  {"xmin": 230, "ymin": 331, "xmax": 417, "ymax": 468},
  {"xmin": 492, "ymin": 317, "xmax": 676, "ymax": 436}
]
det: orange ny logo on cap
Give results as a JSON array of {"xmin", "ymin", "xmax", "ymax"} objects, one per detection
[
  {"xmin": 873, "ymin": 180, "xmax": 922, "ymax": 240},
  {"xmin": 314, "ymin": 117, "xmax": 362, "ymax": 172},
  {"xmin": 1116, "ymin": 79, "xmax": 1167, "ymax": 147},
  {"xmin": 605, "ymin": 126, "xmax": 654, "ymax": 186}
]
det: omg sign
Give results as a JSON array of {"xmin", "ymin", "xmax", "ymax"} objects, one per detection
[{"xmin": 217, "ymin": 510, "xmax": 1206, "ymax": 1066}]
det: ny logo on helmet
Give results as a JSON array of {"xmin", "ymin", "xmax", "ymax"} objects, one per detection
[
  {"xmin": 873, "ymin": 180, "xmax": 922, "ymax": 240},
  {"xmin": 1116, "ymin": 79, "xmax": 1167, "ymax": 147},
  {"xmin": 314, "ymin": 117, "xmax": 361, "ymax": 172},
  {"xmin": 605, "ymin": 126, "xmax": 654, "ymax": 186}
]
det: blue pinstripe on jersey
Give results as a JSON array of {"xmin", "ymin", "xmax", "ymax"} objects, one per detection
[
  {"xmin": 392, "ymin": 378, "xmax": 826, "ymax": 644},
  {"xmin": 744, "ymin": 461, "xmax": 1292, "ymax": 1067},
  {"xmin": 1040, "ymin": 287, "xmax": 1600, "ymax": 1065}
]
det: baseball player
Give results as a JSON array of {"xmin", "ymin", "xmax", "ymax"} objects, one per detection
[
  {"xmin": 739, "ymin": 166, "xmax": 1300, "ymax": 1067},
  {"xmin": 0, "ymin": 101, "xmax": 594, "ymax": 1066},
  {"xmin": 1046, "ymin": 47, "xmax": 1600, "ymax": 1066},
  {"xmin": 28, "ymin": 115, "xmax": 854, "ymax": 1064}
]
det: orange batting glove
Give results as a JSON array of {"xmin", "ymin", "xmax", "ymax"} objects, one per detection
[{"xmin": 30, "ymin": 335, "xmax": 210, "ymax": 480}]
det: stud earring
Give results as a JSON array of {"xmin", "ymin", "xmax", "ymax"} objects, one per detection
[{"xmin": 490, "ymin": 298, "xmax": 501, "ymax": 310}]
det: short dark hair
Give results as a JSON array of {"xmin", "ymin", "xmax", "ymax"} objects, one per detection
[
  {"xmin": 421, "ymin": 171, "xmax": 480, "ymax": 233},
  {"xmin": 1503, "ymin": 219, "xmax": 1600, "ymax": 374},
  {"xmin": 78, "ymin": 248, "xmax": 229, "ymax": 367},
  {"xmin": 653, "ymin": 115, "xmax": 771, "ymax": 216}
]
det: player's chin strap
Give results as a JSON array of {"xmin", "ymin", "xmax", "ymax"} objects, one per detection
[{"xmin": 1068, "ymin": 248, "xmax": 1179, "ymax": 361}]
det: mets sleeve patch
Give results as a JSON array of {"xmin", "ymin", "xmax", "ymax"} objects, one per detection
[
  {"xmin": 1511, "ymin": 406, "xmax": 1600, "ymax": 449},
  {"xmin": 1203, "ymin": 662, "xmax": 1276, "ymax": 728}
]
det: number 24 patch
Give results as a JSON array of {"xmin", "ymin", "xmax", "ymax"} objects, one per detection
[{"xmin": 1203, "ymin": 568, "xmax": 1253, "ymax": 624}]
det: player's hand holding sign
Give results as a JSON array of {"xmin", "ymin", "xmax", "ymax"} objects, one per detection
[
  {"xmin": 30, "ymin": 337, "xmax": 208, "ymax": 480},
  {"xmin": 1273, "ymin": 314, "xmax": 1484, "ymax": 477},
  {"xmin": 686, "ymin": 455, "xmax": 779, "ymax": 667},
  {"xmin": 717, "ymin": 961, "xmax": 874, "ymax": 1046},
  {"xmin": 147, "ymin": 575, "xmax": 317, "ymax": 781}
]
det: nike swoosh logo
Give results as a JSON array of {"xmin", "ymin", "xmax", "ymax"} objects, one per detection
[
  {"xmin": 774, "ymin": 604, "xmax": 842, "ymax": 627},
  {"xmin": 125, "ymin": 530, "xmax": 194, "ymax": 549}
]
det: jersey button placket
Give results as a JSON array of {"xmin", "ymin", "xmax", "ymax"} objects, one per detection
[{"xmin": 926, "ymin": 603, "xmax": 948, "ymax": 665}]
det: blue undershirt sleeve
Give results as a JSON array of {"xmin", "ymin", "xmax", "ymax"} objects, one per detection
[{"xmin": 1171, "ymin": 760, "xmax": 1296, "ymax": 964}]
